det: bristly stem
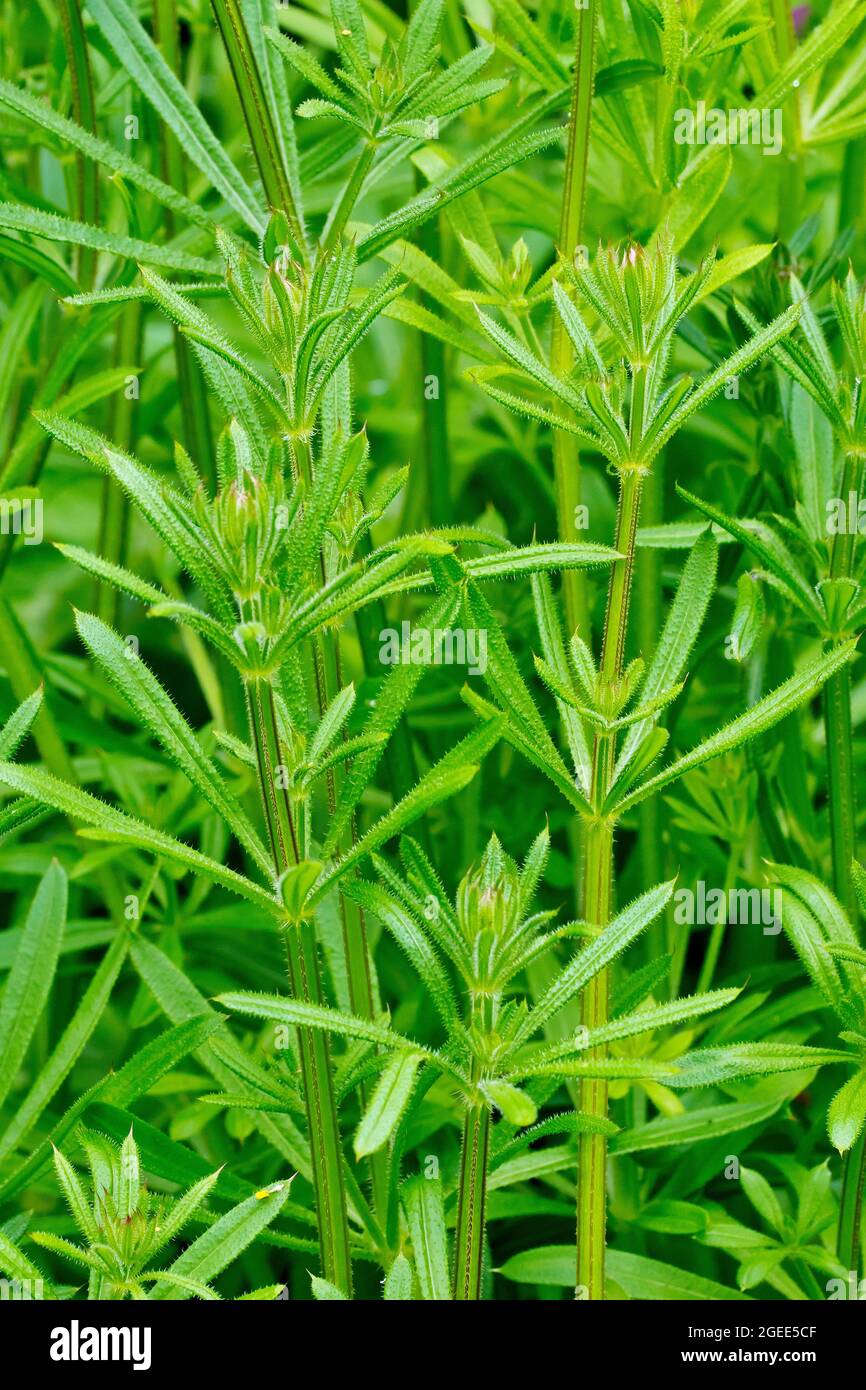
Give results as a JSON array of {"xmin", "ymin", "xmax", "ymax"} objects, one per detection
[
  {"xmin": 153, "ymin": 0, "xmax": 216, "ymax": 490},
  {"xmin": 455, "ymin": 989, "xmax": 493, "ymax": 1300},
  {"xmin": 58, "ymin": 0, "xmax": 98, "ymax": 287},
  {"xmin": 293, "ymin": 436, "xmax": 389, "ymax": 1224},
  {"xmin": 552, "ymin": 0, "xmax": 597, "ymax": 640},
  {"xmin": 577, "ymin": 464, "xmax": 644, "ymax": 1300},
  {"xmin": 418, "ymin": 209, "xmax": 450, "ymax": 527},
  {"xmin": 838, "ymin": 1126, "xmax": 866, "ymax": 1277},
  {"xmin": 825, "ymin": 664, "xmax": 856, "ymax": 920},
  {"xmin": 770, "ymin": 0, "xmax": 804, "ymax": 234},
  {"xmin": 247, "ymin": 677, "xmax": 353, "ymax": 1295},
  {"xmin": 827, "ymin": 454, "xmax": 863, "ymax": 1269},
  {"xmin": 210, "ymin": 0, "xmax": 306, "ymax": 252},
  {"xmin": 96, "ymin": 302, "xmax": 142, "ymax": 632},
  {"xmin": 453, "ymin": 1101, "xmax": 490, "ymax": 1300}
]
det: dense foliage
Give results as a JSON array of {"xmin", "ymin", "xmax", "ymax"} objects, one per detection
[{"xmin": 1, "ymin": 0, "xmax": 866, "ymax": 1302}]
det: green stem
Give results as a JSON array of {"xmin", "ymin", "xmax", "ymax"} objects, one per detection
[
  {"xmin": 576, "ymin": 817, "xmax": 612, "ymax": 1300},
  {"xmin": 293, "ymin": 437, "xmax": 389, "ymax": 1226},
  {"xmin": 636, "ymin": 458, "xmax": 666, "ymax": 962},
  {"xmin": 824, "ymin": 449, "xmax": 860, "ymax": 922},
  {"xmin": 824, "ymin": 664, "xmax": 856, "ymax": 919},
  {"xmin": 838, "ymin": 1126, "xmax": 866, "ymax": 1279},
  {"xmin": 96, "ymin": 302, "xmax": 142, "ymax": 630},
  {"xmin": 418, "ymin": 211, "xmax": 450, "ymax": 526},
  {"xmin": 822, "ymin": 450, "xmax": 863, "ymax": 1264},
  {"xmin": 770, "ymin": 0, "xmax": 804, "ymax": 235},
  {"xmin": 58, "ymin": 0, "xmax": 98, "ymax": 288},
  {"xmin": 576, "ymin": 466, "xmax": 643, "ymax": 1300},
  {"xmin": 320, "ymin": 142, "xmax": 375, "ymax": 255},
  {"xmin": 210, "ymin": 0, "xmax": 305, "ymax": 250},
  {"xmin": 453, "ymin": 1101, "xmax": 491, "ymax": 1300},
  {"xmin": 552, "ymin": 0, "xmax": 597, "ymax": 639},
  {"xmin": 153, "ymin": 0, "xmax": 216, "ymax": 490},
  {"xmin": 839, "ymin": 139, "xmax": 866, "ymax": 232},
  {"xmin": 696, "ymin": 845, "xmax": 742, "ymax": 993},
  {"xmin": 247, "ymin": 678, "xmax": 352, "ymax": 1294}
]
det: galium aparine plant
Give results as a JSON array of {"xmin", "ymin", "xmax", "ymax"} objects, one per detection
[{"xmin": 0, "ymin": 0, "xmax": 865, "ymax": 1306}]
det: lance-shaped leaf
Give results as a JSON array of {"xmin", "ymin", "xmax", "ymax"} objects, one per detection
[
  {"xmin": 0, "ymin": 686, "xmax": 43, "ymax": 759},
  {"xmin": 0, "ymin": 861, "xmax": 66, "ymax": 1112},
  {"xmin": 522, "ymin": 988, "xmax": 741, "ymax": 1069},
  {"xmin": 403, "ymin": 1175, "xmax": 450, "ymax": 1300},
  {"xmin": 323, "ymin": 588, "xmax": 461, "ymax": 856},
  {"xmin": 384, "ymin": 1252, "xmax": 414, "ymax": 1300},
  {"xmin": 346, "ymin": 878, "xmax": 459, "ymax": 1031},
  {"xmin": 0, "ymin": 763, "xmax": 277, "ymax": 912},
  {"xmin": 35, "ymin": 413, "xmax": 235, "ymax": 622},
  {"xmin": 0, "ymin": 78, "xmax": 214, "ymax": 230},
  {"xmin": 466, "ymin": 369, "xmax": 603, "ymax": 449},
  {"xmin": 461, "ymin": 577, "xmax": 588, "ymax": 812},
  {"xmin": 765, "ymin": 861, "xmax": 866, "ymax": 1025},
  {"xmin": 643, "ymin": 303, "xmax": 801, "ymax": 461},
  {"xmin": 313, "ymin": 716, "xmax": 501, "ymax": 900},
  {"xmin": 152, "ymin": 1181, "xmax": 294, "ymax": 1300},
  {"xmin": 465, "ymin": 540, "xmax": 617, "ymax": 581},
  {"xmin": 0, "ymin": 1232, "xmax": 53, "ymax": 1296},
  {"xmin": 608, "ymin": 1098, "xmax": 783, "ymax": 1155},
  {"xmin": 510, "ymin": 1058, "xmax": 680, "ymax": 1082},
  {"xmin": 131, "ymin": 939, "xmax": 308, "ymax": 1173},
  {"xmin": 617, "ymin": 528, "xmax": 718, "ymax": 774},
  {"xmin": 140, "ymin": 268, "xmax": 278, "ymax": 468},
  {"xmin": 666, "ymin": 1043, "xmax": 855, "ymax": 1088},
  {"xmin": 55, "ymin": 545, "xmax": 170, "ymax": 610},
  {"xmin": 216, "ymin": 992, "xmax": 421, "ymax": 1052},
  {"xmin": 676, "ymin": 486, "xmax": 822, "ymax": 621},
  {"xmin": 86, "ymin": 0, "xmax": 264, "ymax": 231},
  {"xmin": 0, "ymin": 936, "xmax": 127, "ymax": 1173},
  {"xmin": 355, "ymin": 1051, "xmax": 422, "ymax": 1157},
  {"xmin": 358, "ymin": 125, "xmax": 561, "ymax": 262},
  {"xmin": 512, "ymin": 880, "xmax": 676, "ymax": 1047},
  {"xmin": 828, "ymin": 1070, "xmax": 866, "ymax": 1153},
  {"xmin": 499, "ymin": 1246, "xmax": 751, "ymax": 1299},
  {"xmin": 0, "ymin": 204, "xmax": 220, "ymax": 276},
  {"xmin": 74, "ymin": 610, "xmax": 270, "ymax": 877},
  {"xmin": 756, "ymin": 0, "xmax": 866, "ymax": 110},
  {"xmin": 615, "ymin": 640, "xmax": 858, "ymax": 815}
]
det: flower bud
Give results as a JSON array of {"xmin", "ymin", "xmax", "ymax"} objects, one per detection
[{"xmin": 457, "ymin": 835, "xmax": 519, "ymax": 944}]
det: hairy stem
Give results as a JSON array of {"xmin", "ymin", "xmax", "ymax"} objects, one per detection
[
  {"xmin": 576, "ymin": 816, "xmax": 612, "ymax": 1300},
  {"xmin": 552, "ymin": 0, "xmax": 597, "ymax": 639},
  {"xmin": 825, "ymin": 663, "xmax": 856, "ymax": 920},
  {"xmin": 453, "ymin": 1101, "xmax": 491, "ymax": 1300},
  {"xmin": 95, "ymin": 304, "xmax": 141, "ymax": 635},
  {"xmin": 247, "ymin": 678, "xmax": 352, "ymax": 1294},
  {"xmin": 576, "ymin": 465, "xmax": 644, "ymax": 1299},
  {"xmin": 210, "ymin": 0, "xmax": 305, "ymax": 250},
  {"xmin": 838, "ymin": 1126, "xmax": 866, "ymax": 1278},
  {"xmin": 58, "ymin": 0, "xmax": 98, "ymax": 287},
  {"xmin": 153, "ymin": 0, "xmax": 216, "ymax": 489},
  {"xmin": 822, "ymin": 448, "xmax": 863, "ymax": 1263},
  {"xmin": 770, "ymin": 0, "xmax": 804, "ymax": 234}
]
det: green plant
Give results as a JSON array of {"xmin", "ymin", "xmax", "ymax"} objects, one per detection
[
  {"xmin": 1, "ymin": 0, "xmax": 866, "ymax": 1306},
  {"xmin": 23, "ymin": 1128, "xmax": 291, "ymax": 1300}
]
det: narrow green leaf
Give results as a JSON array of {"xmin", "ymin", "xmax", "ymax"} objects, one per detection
[{"xmin": 0, "ymin": 861, "xmax": 67, "ymax": 1111}]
